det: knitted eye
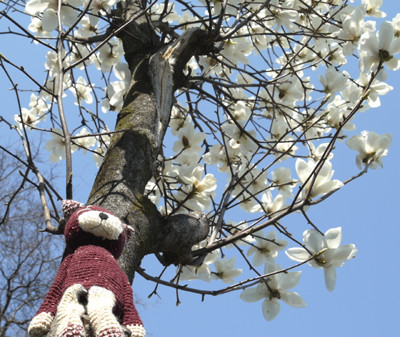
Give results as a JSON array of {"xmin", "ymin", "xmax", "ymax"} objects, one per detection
[{"xmin": 78, "ymin": 210, "xmax": 123, "ymax": 240}]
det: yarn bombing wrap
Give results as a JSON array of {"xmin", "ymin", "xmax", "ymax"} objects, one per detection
[{"xmin": 28, "ymin": 200, "xmax": 146, "ymax": 337}]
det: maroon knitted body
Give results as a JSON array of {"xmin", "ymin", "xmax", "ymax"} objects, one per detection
[
  {"xmin": 29, "ymin": 201, "xmax": 145, "ymax": 335},
  {"xmin": 35, "ymin": 245, "xmax": 142, "ymax": 326}
]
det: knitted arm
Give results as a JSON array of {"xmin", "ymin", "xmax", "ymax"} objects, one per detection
[
  {"xmin": 28, "ymin": 256, "xmax": 71, "ymax": 337},
  {"xmin": 121, "ymin": 273, "xmax": 146, "ymax": 337}
]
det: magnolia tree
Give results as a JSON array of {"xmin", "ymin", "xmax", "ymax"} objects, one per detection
[{"xmin": 0, "ymin": 0, "xmax": 398, "ymax": 333}]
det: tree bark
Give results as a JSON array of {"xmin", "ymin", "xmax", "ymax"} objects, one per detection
[
  {"xmin": 86, "ymin": 1, "xmax": 216, "ymax": 281},
  {"xmin": 46, "ymin": 2, "xmax": 216, "ymax": 335}
]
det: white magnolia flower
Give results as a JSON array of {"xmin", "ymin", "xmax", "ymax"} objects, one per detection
[
  {"xmin": 286, "ymin": 227, "xmax": 358, "ymax": 291},
  {"xmin": 70, "ymin": 76, "xmax": 93, "ymax": 105},
  {"xmin": 308, "ymin": 142, "xmax": 334, "ymax": 162},
  {"xmin": 212, "ymin": 257, "xmax": 242, "ymax": 284},
  {"xmin": 225, "ymin": 221, "xmax": 255, "ymax": 247},
  {"xmin": 144, "ymin": 179, "xmax": 160, "ymax": 205},
  {"xmin": 227, "ymin": 100, "xmax": 251, "ymax": 122},
  {"xmin": 97, "ymin": 39, "xmax": 124, "ymax": 73},
  {"xmin": 74, "ymin": 15, "xmax": 99, "ymax": 38},
  {"xmin": 253, "ymin": 190, "xmax": 286, "ymax": 215},
  {"xmin": 28, "ymin": 17, "xmax": 53, "ymax": 39},
  {"xmin": 14, "ymin": 108, "xmax": 40, "ymax": 129},
  {"xmin": 101, "ymin": 63, "xmax": 131, "ymax": 112},
  {"xmin": 67, "ymin": 44, "xmax": 92, "ymax": 70},
  {"xmin": 274, "ymin": 75, "xmax": 304, "ymax": 105},
  {"xmin": 295, "ymin": 158, "xmax": 343, "ymax": 199},
  {"xmin": 222, "ymin": 123, "xmax": 258, "ymax": 153},
  {"xmin": 45, "ymin": 50, "xmax": 68, "ymax": 79},
  {"xmin": 247, "ymin": 21, "xmax": 273, "ymax": 52},
  {"xmin": 319, "ymin": 67, "xmax": 349, "ymax": 97},
  {"xmin": 179, "ymin": 243, "xmax": 220, "ymax": 282},
  {"xmin": 362, "ymin": 0, "xmax": 386, "ymax": 18},
  {"xmin": 176, "ymin": 151, "xmax": 202, "ymax": 166},
  {"xmin": 238, "ymin": 191, "xmax": 260, "ymax": 213},
  {"xmin": 346, "ymin": 130, "xmax": 392, "ymax": 169},
  {"xmin": 232, "ymin": 166, "xmax": 268, "ymax": 197},
  {"xmin": 176, "ymin": 165, "xmax": 217, "ymax": 211},
  {"xmin": 41, "ymin": 76, "xmax": 69, "ymax": 100},
  {"xmin": 268, "ymin": 0, "xmax": 298, "ymax": 31},
  {"xmin": 247, "ymin": 230, "xmax": 288, "ymax": 265},
  {"xmin": 150, "ymin": 2, "xmax": 180, "ymax": 22},
  {"xmin": 359, "ymin": 21, "xmax": 400, "ymax": 77},
  {"xmin": 220, "ymin": 35, "xmax": 252, "ymax": 66},
  {"xmin": 240, "ymin": 262, "xmax": 306, "ymax": 321},
  {"xmin": 74, "ymin": 127, "xmax": 96, "ymax": 152},
  {"xmin": 113, "ymin": 62, "xmax": 131, "ymax": 83},
  {"xmin": 203, "ymin": 143, "xmax": 241, "ymax": 173},
  {"xmin": 324, "ymin": 95, "xmax": 355, "ymax": 131},
  {"xmin": 270, "ymin": 167, "xmax": 298, "ymax": 198},
  {"xmin": 169, "ymin": 106, "xmax": 190, "ymax": 134},
  {"xmin": 198, "ymin": 55, "xmax": 229, "ymax": 77},
  {"xmin": 393, "ymin": 13, "xmax": 400, "ymax": 37},
  {"xmin": 83, "ymin": 0, "xmax": 117, "ymax": 14},
  {"xmin": 357, "ymin": 73, "xmax": 393, "ymax": 108},
  {"xmin": 270, "ymin": 115, "xmax": 290, "ymax": 140},
  {"xmin": 45, "ymin": 128, "xmax": 77, "ymax": 162},
  {"xmin": 25, "ymin": 0, "xmax": 80, "ymax": 31},
  {"xmin": 104, "ymin": 81, "xmax": 129, "ymax": 112},
  {"xmin": 273, "ymin": 137, "xmax": 298, "ymax": 162},
  {"xmin": 29, "ymin": 93, "xmax": 49, "ymax": 117},
  {"xmin": 172, "ymin": 124, "xmax": 205, "ymax": 155}
]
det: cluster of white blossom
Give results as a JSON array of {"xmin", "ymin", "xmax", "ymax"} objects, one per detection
[
  {"xmin": 17, "ymin": 0, "xmax": 399, "ymax": 322},
  {"xmin": 147, "ymin": 0, "xmax": 396, "ymax": 321},
  {"xmin": 16, "ymin": 0, "xmax": 130, "ymax": 164}
]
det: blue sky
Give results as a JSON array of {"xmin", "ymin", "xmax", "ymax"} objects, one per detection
[{"xmin": 1, "ymin": 1, "xmax": 400, "ymax": 337}]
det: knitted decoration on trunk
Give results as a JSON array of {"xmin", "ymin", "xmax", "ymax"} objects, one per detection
[{"xmin": 28, "ymin": 200, "xmax": 146, "ymax": 337}]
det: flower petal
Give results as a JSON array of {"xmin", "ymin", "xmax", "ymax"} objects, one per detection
[
  {"xmin": 325, "ymin": 227, "xmax": 342, "ymax": 249},
  {"xmin": 277, "ymin": 271, "xmax": 302, "ymax": 291},
  {"xmin": 285, "ymin": 248, "xmax": 310, "ymax": 262},
  {"xmin": 378, "ymin": 21, "xmax": 394, "ymax": 51},
  {"xmin": 330, "ymin": 244, "xmax": 358, "ymax": 267},
  {"xmin": 324, "ymin": 266, "xmax": 337, "ymax": 292},
  {"xmin": 304, "ymin": 229, "xmax": 325, "ymax": 252},
  {"xmin": 295, "ymin": 158, "xmax": 312, "ymax": 184},
  {"xmin": 240, "ymin": 287, "xmax": 264, "ymax": 303},
  {"xmin": 280, "ymin": 291, "xmax": 307, "ymax": 308},
  {"xmin": 262, "ymin": 299, "xmax": 280, "ymax": 321}
]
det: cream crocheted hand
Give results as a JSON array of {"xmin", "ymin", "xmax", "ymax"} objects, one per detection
[
  {"xmin": 28, "ymin": 312, "xmax": 54, "ymax": 337},
  {"xmin": 126, "ymin": 324, "xmax": 146, "ymax": 337}
]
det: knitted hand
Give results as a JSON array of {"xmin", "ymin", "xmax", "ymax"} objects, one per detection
[
  {"xmin": 126, "ymin": 324, "xmax": 147, "ymax": 337},
  {"xmin": 28, "ymin": 312, "xmax": 54, "ymax": 337}
]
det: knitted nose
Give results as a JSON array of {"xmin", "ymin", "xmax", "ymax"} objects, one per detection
[{"xmin": 99, "ymin": 212, "xmax": 109, "ymax": 220}]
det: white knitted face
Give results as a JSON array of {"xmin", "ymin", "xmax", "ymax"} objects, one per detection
[{"xmin": 77, "ymin": 210, "xmax": 123, "ymax": 240}]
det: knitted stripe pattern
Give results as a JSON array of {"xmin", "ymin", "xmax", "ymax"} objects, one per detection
[
  {"xmin": 62, "ymin": 200, "xmax": 84, "ymax": 221},
  {"xmin": 126, "ymin": 324, "xmax": 147, "ymax": 337},
  {"xmin": 97, "ymin": 328, "xmax": 124, "ymax": 337},
  {"xmin": 58, "ymin": 324, "xmax": 86, "ymax": 337},
  {"xmin": 54, "ymin": 284, "xmax": 86, "ymax": 337}
]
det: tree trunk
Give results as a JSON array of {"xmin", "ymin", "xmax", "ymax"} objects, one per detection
[{"xmin": 46, "ymin": 2, "xmax": 215, "ymax": 336}]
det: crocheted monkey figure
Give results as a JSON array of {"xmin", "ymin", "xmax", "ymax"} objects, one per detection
[{"xmin": 28, "ymin": 200, "xmax": 146, "ymax": 337}]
